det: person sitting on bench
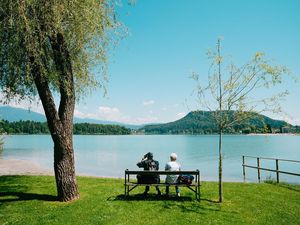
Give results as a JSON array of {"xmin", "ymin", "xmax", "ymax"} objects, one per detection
[
  {"xmin": 165, "ymin": 153, "xmax": 181, "ymax": 197},
  {"xmin": 136, "ymin": 152, "xmax": 161, "ymax": 196}
]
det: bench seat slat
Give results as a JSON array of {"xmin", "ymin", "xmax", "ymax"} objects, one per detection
[{"xmin": 126, "ymin": 182, "xmax": 199, "ymax": 187}]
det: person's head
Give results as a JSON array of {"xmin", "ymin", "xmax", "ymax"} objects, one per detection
[
  {"xmin": 144, "ymin": 152, "xmax": 153, "ymax": 160},
  {"xmin": 170, "ymin": 153, "xmax": 177, "ymax": 161}
]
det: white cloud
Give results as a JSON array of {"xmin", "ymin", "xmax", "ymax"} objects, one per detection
[
  {"xmin": 2, "ymin": 98, "xmax": 45, "ymax": 115},
  {"xmin": 136, "ymin": 116, "xmax": 159, "ymax": 124},
  {"xmin": 264, "ymin": 114, "xmax": 300, "ymax": 126},
  {"xmin": 96, "ymin": 106, "xmax": 123, "ymax": 121},
  {"xmin": 74, "ymin": 109, "xmax": 86, "ymax": 118},
  {"xmin": 142, "ymin": 100, "xmax": 155, "ymax": 106},
  {"xmin": 74, "ymin": 105, "xmax": 160, "ymax": 125},
  {"xmin": 282, "ymin": 116, "xmax": 300, "ymax": 126},
  {"xmin": 98, "ymin": 106, "xmax": 120, "ymax": 115},
  {"xmin": 176, "ymin": 112, "xmax": 187, "ymax": 119},
  {"xmin": 74, "ymin": 106, "xmax": 122, "ymax": 122}
]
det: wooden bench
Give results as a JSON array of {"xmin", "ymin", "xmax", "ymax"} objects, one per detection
[{"xmin": 124, "ymin": 169, "xmax": 201, "ymax": 201}]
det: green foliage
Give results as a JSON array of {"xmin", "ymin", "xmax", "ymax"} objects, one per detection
[
  {"xmin": 0, "ymin": 176, "xmax": 299, "ymax": 225},
  {"xmin": 0, "ymin": 120, "xmax": 131, "ymax": 135},
  {"xmin": 143, "ymin": 111, "xmax": 289, "ymax": 134},
  {"xmin": 73, "ymin": 123, "xmax": 131, "ymax": 135},
  {"xmin": 0, "ymin": 120, "xmax": 50, "ymax": 134},
  {"xmin": 293, "ymin": 126, "xmax": 300, "ymax": 133},
  {"xmin": 0, "ymin": 0, "xmax": 121, "ymax": 101},
  {"xmin": 192, "ymin": 39, "xmax": 292, "ymax": 129},
  {"xmin": 264, "ymin": 175, "xmax": 278, "ymax": 184}
]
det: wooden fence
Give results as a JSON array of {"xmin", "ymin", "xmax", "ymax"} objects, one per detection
[{"xmin": 242, "ymin": 155, "xmax": 300, "ymax": 183}]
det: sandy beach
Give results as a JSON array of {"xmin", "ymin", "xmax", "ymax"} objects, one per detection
[
  {"xmin": 0, "ymin": 158, "xmax": 119, "ymax": 178},
  {"xmin": 0, "ymin": 158, "xmax": 53, "ymax": 176}
]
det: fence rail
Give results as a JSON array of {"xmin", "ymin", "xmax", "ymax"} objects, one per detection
[{"xmin": 242, "ymin": 155, "xmax": 300, "ymax": 183}]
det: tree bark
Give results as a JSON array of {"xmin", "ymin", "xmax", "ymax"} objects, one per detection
[{"xmin": 31, "ymin": 32, "xmax": 80, "ymax": 202}]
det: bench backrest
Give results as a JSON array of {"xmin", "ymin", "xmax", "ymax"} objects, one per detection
[{"xmin": 125, "ymin": 170, "xmax": 199, "ymax": 176}]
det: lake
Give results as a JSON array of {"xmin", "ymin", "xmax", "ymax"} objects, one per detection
[{"xmin": 1, "ymin": 135, "xmax": 300, "ymax": 183}]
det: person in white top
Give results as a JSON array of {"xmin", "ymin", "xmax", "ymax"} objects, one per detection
[{"xmin": 165, "ymin": 153, "xmax": 181, "ymax": 197}]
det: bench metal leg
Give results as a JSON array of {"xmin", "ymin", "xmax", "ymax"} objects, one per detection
[
  {"xmin": 124, "ymin": 184, "xmax": 128, "ymax": 197},
  {"xmin": 128, "ymin": 185, "xmax": 138, "ymax": 193},
  {"xmin": 197, "ymin": 171, "xmax": 201, "ymax": 201}
]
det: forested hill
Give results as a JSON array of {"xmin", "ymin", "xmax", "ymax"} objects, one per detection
[
  {"xmin": 0, "ymin": 120, "xmax": 131, "ymax": 135},
  {"xmin": 142, "ymin": 111, "xmax": 293, "ymax": 134}
]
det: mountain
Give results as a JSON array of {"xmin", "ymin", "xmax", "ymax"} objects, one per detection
[
  {"xmin": 0, "ymin": 106, "xmax": 46, "ymax": 122},
  {"xmin": 142, "ymin": 111, "xmax": 291, "ymax": 134},
  {"xmin": 0, "ymin": 106, "xmax": 142, "ymax": 129},
  {"xmin": 1, "ymin": 106, "xmax": 293, "ymax": 133}
]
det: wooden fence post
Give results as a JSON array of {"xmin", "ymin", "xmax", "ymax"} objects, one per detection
[
  {"xmin": 276, "ymin": 159, "xmax": 279, "ymax": 183},
  {"xmin": 125, "ymin": 169, "xmax": 128, "ymax": 196},
  {"xmin": 242, "ymin": 156, "xmax": 246, "ymax": 181},
  {"xmin": 257, "ymin": 157, "xmax": 261, "ymax": 183}
]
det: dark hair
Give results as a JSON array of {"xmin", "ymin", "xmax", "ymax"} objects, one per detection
[{"xmin": 144, "ymin": 152, "xmax": 153, "ymax": 160}]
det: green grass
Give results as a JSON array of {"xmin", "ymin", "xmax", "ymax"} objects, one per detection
[{"xmin": 0, "ymin": 176, "xmax": 299, "ymax": 225}]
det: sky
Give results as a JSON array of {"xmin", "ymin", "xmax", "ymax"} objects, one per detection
[{"xmin": 4, "ymin": 0, "xmax": 300, "ymax": 125}]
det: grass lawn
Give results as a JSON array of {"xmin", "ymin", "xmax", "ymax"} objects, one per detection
[{"xmin": 0, "ymin": 176, "xmax": 299, "ymax": 225}]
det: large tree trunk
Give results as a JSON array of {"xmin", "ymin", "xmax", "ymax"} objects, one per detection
[
  {"xmin": 31, "ymin": 32, "xmax": 80, "ymax": 202},
  {"xmin": 33, "ymin": 70, "xmax": 79, "ymax": 201},
  {"xmin": 53, "ymin": 131, "xmax": 79, "ymax": 201}
]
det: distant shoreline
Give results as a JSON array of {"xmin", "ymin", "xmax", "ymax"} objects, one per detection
[
  {"xmin": 246, "ymin": 133, "xmax": 298, "ymax": 136},
  {"xmin": 2, "ymin": 133, "xmax": 299, "ymax": 136}
]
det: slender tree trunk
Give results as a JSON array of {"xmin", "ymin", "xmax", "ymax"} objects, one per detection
[
  {"xmin": 217, "ymin": 38, "xmax": 223, "ymax": 203},
  {"xmin": 218, "ymin": 127, "xmax": 223, "ymax": 203}
]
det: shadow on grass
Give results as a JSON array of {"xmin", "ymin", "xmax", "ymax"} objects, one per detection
[
  {"xmin": 111, "ymin": 193, "xmax": 193, "ymax": 202},
  {"xmin": 265, "ymin": 182, "xmax": 300, "ymax": 193},
  {"xmin": 0, "ymin": 176, "xmax": 57, "ymax": 202},
  {"xmin": 111, "ymin": 194, "xmax": 220, "ymax": 204},
  {"xmin": 200, "ymin": 198, "xmax": 220, "ymax": 203},
  {"xmin": 110, "ymin": 194, "xmax": 238, "ymax": 219},
  {"xmin": 0, "ymin": 192, "xmax": 57, "ymax": 202}
]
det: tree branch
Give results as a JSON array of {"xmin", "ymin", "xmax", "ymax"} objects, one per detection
[
  {"xmin": 31, "ymin": 57, "xmax": 64, "ymax": 142},
  {"xmin": 50, "ymin": 33, "xmax": 75, "ymax": 130}
]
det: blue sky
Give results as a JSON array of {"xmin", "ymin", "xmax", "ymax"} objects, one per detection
[{"xmin": 7, "ymin": 0, "xmax": 300, "ymax": 125}]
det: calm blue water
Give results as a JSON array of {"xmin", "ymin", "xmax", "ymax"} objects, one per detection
[{"xmin": 2, "ymin": 135, "xmax": 300, "ymax": 183}]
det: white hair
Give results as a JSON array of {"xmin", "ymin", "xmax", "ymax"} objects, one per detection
[{"xmin": 170, "ymin": 153, "xmax": 177, "ymax": 161}]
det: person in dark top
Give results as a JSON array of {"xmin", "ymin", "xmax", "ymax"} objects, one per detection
[{"xmin": 136, "ymin": 152, "xmax": 161, "ymax": 196}]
